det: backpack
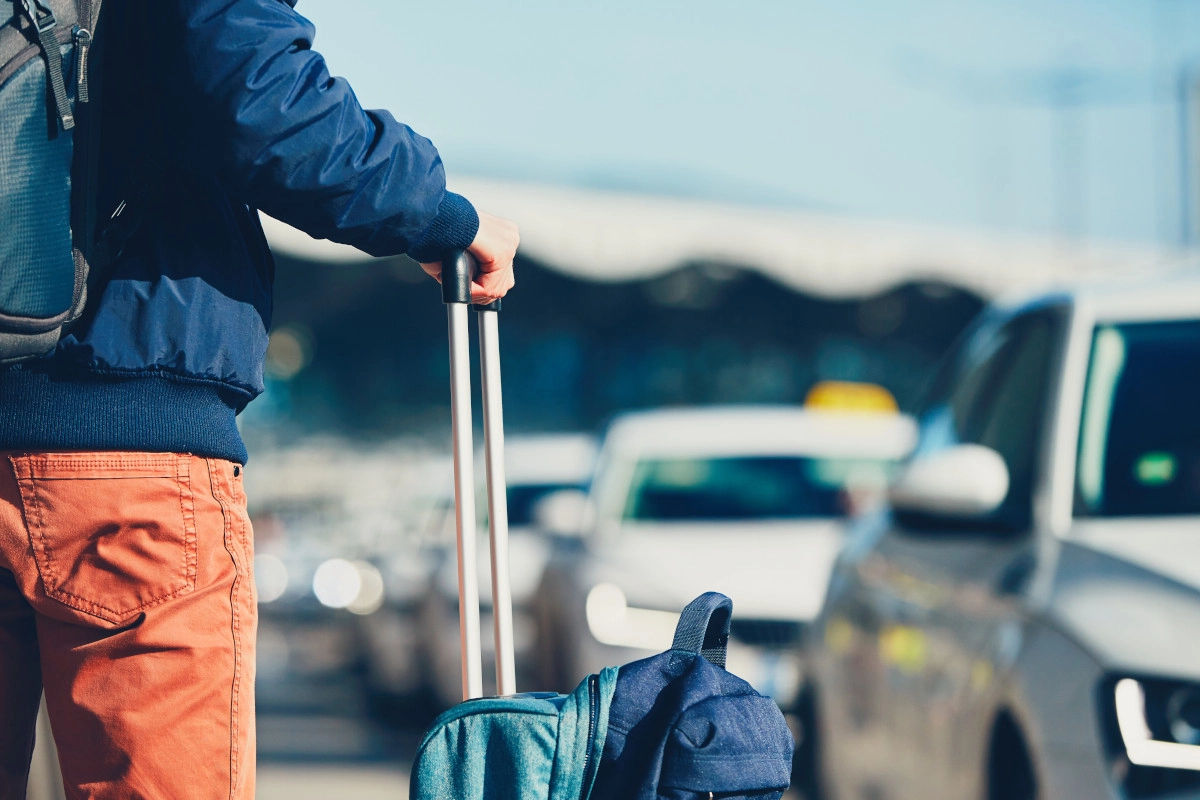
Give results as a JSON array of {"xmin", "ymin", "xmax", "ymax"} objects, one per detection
[
  {"xmin": 409, "ymin": 592, "xmax": 794, "ymax": 800},
  {"xmin": 0, "ymin": 0, "xmax": 104, "ymax": 364},
  {"xmin": 591, "ymin": 592, "xmax": 794, "ymax": 799}
]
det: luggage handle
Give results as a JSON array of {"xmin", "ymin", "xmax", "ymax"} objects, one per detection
[{"xmin": 442, "ymin": 250, "xmax": 516, "ymax": 700}]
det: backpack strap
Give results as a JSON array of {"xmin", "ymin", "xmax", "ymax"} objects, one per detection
[
  {"xmin": 670, "ymin": 592, "xmax": 732, "ymax": 669},
  {"xmin": 17, "ymin": 0, "xmax": 75, "ymax": 129}
]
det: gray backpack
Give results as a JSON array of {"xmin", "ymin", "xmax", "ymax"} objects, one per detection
[{"xmin": 0, "ymin": 0, "xmax": 103, "ymax": 363}]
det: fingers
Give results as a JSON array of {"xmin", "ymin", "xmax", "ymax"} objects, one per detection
[
  {"xmin": 419, "ymin": 262, "xmax": 442, "ymax": 284},
  {"xmin": 470, "ymin": 265, "xmax": 515, "ymax": 304},
  {"xmin": 418, "ymin": 209, "xmax": 519, "ymax": 303},
  {"xmin": 467, "ymin": 211, "xmax": 519, "ymax": 304},
  {"xmin": 420, "ymin": 257, "xmax": 512, "ymax": 302}
]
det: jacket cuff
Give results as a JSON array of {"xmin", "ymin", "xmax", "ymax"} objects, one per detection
[{"xmin": 406, "ymin": 192, "xmax": 480, "ymax": 263}]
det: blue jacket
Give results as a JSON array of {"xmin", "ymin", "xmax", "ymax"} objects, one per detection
[{"xmin": 0, "ymin": 0, "xmax": 478, "ymax": 463}]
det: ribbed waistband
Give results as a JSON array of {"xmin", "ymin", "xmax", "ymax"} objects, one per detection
[{"xmin": 0, "ymin": 370, "xmax": 248, "ymax": 464}]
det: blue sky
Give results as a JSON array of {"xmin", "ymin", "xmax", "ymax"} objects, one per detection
[{"xmin": 300, "ymin": 1, "xmax": 1200, "ymax": 245}]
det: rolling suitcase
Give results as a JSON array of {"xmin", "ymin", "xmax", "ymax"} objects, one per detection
[{"xmin": 409, "ymin": 251, "xmax": 794, "ymax": 800}]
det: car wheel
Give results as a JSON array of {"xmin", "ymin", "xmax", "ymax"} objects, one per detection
[
  {"xmin": 986, "ymin": 712, "xmax": 1038, "ymax": 800},
  {"xmin": 792, "ymin": 688, "xmax": 819, "ymax": 800},
  {"xmin": 535, "ymin": 594, "xmax": 569, "ymax": 692},
  {"xmin": 792, "ymin": 685, "xmax": 837, "ymax": 800}
]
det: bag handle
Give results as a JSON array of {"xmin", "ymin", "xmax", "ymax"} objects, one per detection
[{"xmin": 671, "ymin": 592, "xmax": 733, "ymax": 669}]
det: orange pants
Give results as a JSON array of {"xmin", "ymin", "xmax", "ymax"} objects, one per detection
[{"xmin": 0, "ymin": 453, "xmax": 256, "ymax": 800}]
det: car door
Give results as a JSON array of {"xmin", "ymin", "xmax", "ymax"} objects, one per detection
[{"xmin": 845, "ymin": 307, "xmax": 1064, "ymax": 800}]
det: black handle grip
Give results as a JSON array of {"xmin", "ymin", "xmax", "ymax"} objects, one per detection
[
  {"xmin": 440, "ymin": 250, "xmax": 502, "ymax": 312},
  {"xmin": 441, "ymin": 249, "xmax": 474, "ymax": 305}
]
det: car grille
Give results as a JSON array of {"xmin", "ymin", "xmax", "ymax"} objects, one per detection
[{"xmin": 729, "ymin": 619, "xmax": 804, "ymax": 648}]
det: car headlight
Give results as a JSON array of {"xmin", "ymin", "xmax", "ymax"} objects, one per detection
[
  {"xmin": 1102, "ymin": 676, "xmax": 1200, "ymax": 798},
  {"xmin": 1114, "ymin": 679, "xmax": 1200, "ymax": 770},
  {"xmin": 585, "ymin": 583, "xmax": 679, "ymax": 651},
  {"xmin": 1168, "ymin": 686, "xmax": 1200, "ymax": 746}
]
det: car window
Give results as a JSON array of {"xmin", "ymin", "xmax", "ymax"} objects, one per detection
[
  {"xmin": 1075, "ymin": 320, "xmax": 1200, "ymax": 517},
  {"xmin": 909, "ymin": 316, "xmax": 1009, "ymax": 457},
  {"xmin": 621, "ymin": 456, "xmax": 845, "ymax": 521},
  {"xmin": 970, "ymin": 314, "xmax": 1057, "ymax": 516},
  {"xmin": 916, "ymin": 310, "xmax": 1061, "ymax": 527}
]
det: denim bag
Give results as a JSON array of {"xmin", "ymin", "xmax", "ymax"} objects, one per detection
[
  {"xmin": 591, "ymin": 592, "xmax": 795, "ymax": 800},
  {"xmin": 410, "ymin": 592, "xmax": 793, "ymax": 800}
]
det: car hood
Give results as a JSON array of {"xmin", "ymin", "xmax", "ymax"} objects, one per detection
[
  {"xmin": 1048, "ymin": 519, "xmax": 1200, "ymax": 680},
  {"xmin": 591, "ymin": 520, "xmax": 845, "ymax": 621}
]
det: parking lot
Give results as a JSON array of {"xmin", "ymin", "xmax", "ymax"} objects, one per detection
[
  {"xmin": 255, "ymin": 625, "xmax": 413, "ymax": 800},
  {"xmin": 240, "ymin": 277, "xmax": 1200, "ymax": 800}
]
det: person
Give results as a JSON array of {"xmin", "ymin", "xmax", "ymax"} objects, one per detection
[{"xmin": 0, "ymin": 0, "xmax": 518, "ymax": 797}]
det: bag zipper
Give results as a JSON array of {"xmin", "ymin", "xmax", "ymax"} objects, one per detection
[
  {"xmin": 578, "ymin": 673, "xmax": 600, "ymax": 799},
  {"xmin": 73, "ymin": 27, "xmax": 91, "ymax": 103}
]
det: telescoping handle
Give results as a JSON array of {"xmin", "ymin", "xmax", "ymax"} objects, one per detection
[{"xmin": 442, "ymin": 251, "xmax": 516, "ymax": 701}]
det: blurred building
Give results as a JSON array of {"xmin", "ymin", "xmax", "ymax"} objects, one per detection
[{"xmin": 246, "ymin": 178, "xmax": 1186, "ymax": 442}]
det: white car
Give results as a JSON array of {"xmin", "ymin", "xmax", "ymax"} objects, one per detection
[
  {"xmin": 533, "ymin": 404, "xmax": 916, "ymax": 712},
  {"xmin": 807, "ymin": 274, "xmax": 1200, "ymax": 800}
]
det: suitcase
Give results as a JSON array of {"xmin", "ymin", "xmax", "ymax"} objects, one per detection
[{"xmin": 409, "ymin": 251, "xmax": 794, "ymax": 800}]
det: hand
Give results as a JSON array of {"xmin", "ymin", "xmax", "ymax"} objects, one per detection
[{"xmin": 421, "ymin": 211, "xmax": 518, "ymax": 304}]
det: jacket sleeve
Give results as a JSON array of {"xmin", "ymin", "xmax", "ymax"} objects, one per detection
[{"xmin": 164, "ymin": 0, "xmax": 479, "ymax": 259}]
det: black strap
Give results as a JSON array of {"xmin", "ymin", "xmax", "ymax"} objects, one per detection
[
  {"xmin": 671, "ymin": 592, "xmax": 733, "ymax": 669},
  {"xmin": 21, "ymin": 0, "xmax": 74, "ymax": 130}
]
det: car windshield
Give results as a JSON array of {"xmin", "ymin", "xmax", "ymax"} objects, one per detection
[
  {"xmin": 1076, "ymin": 319, "xmax": 1200, "ymax": 517},
  {"xmin": 622, "ymin": 456, "xmax": 856, "ymax": 521}
]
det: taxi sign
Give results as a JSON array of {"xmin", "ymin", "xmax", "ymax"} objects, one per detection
[{"xmin": 804, "ymin": 381, "xmax": 899, "ymax": 414}]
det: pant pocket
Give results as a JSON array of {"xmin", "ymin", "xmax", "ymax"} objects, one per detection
[{"xmin": 11, "ymin": 453, "xmax": 198, "ymax": 626}]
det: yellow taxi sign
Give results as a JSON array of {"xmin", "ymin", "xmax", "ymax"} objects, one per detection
[{"xmin": 804, "ymin": 381, "xmax": 899, "ymax": 414}]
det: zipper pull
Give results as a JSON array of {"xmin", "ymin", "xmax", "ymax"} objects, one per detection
[
  {"xmin": 19, "ymin": 0, "xmax": 74, "ymax": 130},
  {"xmin": 74, "ymin": 27, "xmax": 92, "ymax": 104}
]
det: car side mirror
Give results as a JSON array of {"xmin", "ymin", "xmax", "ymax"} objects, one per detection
[
  {"xmin": 889, "ymin": 444, "xmax": 1010, "ymax": 520},
  {"xmin": 532, "ymin": 489, "xmax": 592, "ymax": 539}
]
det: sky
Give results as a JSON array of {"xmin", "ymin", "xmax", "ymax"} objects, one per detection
[{"xmin": 298, "ymin": 0, "xmax": 1200, "ymax": 246}]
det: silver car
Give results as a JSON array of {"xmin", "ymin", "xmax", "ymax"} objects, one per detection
[{"xmin": 806, "ymin": 275, "xmax": 1200, "ymax": 800}]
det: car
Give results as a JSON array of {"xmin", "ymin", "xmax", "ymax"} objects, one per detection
[
  {"xmin": 353, "ymin": 453, "xmax": 454, "ymax": 709},
  {"xmin": 805, "ymin": 275, "xmax": 1200, "ymax": 800},
  {"xmin": 414, "ymin": 433, "xmax": 599, "ymax": 708},
  {"xmin": 532, "ymin": 401, "xmax": 916, "ymax": 715},
  {"xmin": 243, "ymin": 442, "xmax": 436, "ymax": 706}
]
